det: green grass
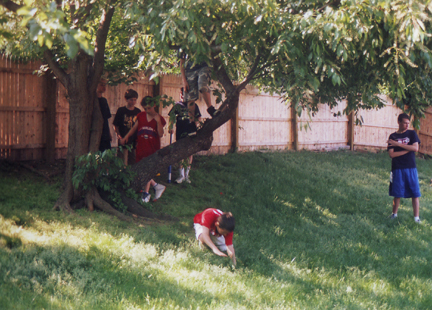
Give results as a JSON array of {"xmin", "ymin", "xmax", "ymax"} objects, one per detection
[{"xmin": 1, "ymin": 150, "xmax": 432, "ymax": 309}]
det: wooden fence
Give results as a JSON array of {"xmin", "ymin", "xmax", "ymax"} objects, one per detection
[{"xmin": 1, "ymin": 56, "xmax": 429, "ymax": 161}]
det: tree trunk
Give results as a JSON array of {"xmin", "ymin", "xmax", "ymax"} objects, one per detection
[{"xmin": 53, "ymin": 54, "xmax": 98, "ymax": 211}]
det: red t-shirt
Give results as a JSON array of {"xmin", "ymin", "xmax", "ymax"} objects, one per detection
[
  {"xmin": 193, "ymin": 208, "xmax": 233, "ymax": 246},
  {"xmin": 135, "ymin": 112, "xmax": 166, "ymax": 163}
]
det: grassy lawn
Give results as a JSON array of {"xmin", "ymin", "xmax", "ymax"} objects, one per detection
[{"xmin": 1, "ymin": 150, "xmax": 432, "ymax": 309}]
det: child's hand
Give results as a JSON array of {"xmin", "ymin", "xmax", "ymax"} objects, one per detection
[{"xmin": 212, "ymin": 248, "xmax": 228, "ymax": 257}]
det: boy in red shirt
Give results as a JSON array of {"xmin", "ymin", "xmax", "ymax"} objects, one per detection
[
  {"xmin": 193, "ymin": 208, "xmax": 236, "ymax": 266},
  {"xmin": 120, "ymin": 96, "xmax": 166, "ymax": 202}
]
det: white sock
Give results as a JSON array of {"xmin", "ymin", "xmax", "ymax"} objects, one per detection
[
  {"xmin": 392, "ymin": 213, "xmax": 397, "ymax": 217},
  {"xmin": 179, "ymin": 168, "xmax": 185, "ymax": 178},
  {"xmin": 185, "ymin": 167, "xmax": 190, "ymax": 178},
  {"xmin": 414, "ymin": 216, "xmax": 420, "ymax": 221}
]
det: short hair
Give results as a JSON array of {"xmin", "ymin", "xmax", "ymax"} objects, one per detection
[
  {"xmin": 141, "ymin": 96, "xmax": 159, "ymax": 113},
  {"xmin": 398, "ymin": 113, "xmax": 410, "ymax": 123},
  {"xmin": 217, "ymin": 212, "xmax": 235, "ymax": 232},
  {"xmin": 125, "ymin": 89, "xmax": 138, "ymax": 100}
]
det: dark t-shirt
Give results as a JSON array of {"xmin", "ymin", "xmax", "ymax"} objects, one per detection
[
  {"xmin": 169, "ymin": 102, "xmax": 201, "ymax": 140},
  {"xmin": 98, "ymin": 97, "xmax": 111, "ymax": 141},
  {"xmin": 113, "ymin": 106, "xmax": 141, "ymax": 146},
  {"xmin": 387, "ymin": 130, "xmax": 420, "ymax": 170}
]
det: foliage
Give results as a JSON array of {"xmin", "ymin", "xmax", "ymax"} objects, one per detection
[
  {"xmin": 135, "ymin": 0, "xmax": 432, "ymax": 123},
  {"xmin": 2, "ymin": 151, "xmax": 432, "ymax": 308},
  {"xmin": 2, "ymin": 0, "xmax": 432, "ymax": 119},
  {"xmin": 0, "ymin": 0, "xmax": 147, "ymax": 84},
  {"xmin": 72, "ymin": 147, "xmax": 139, "ymax": 212}
]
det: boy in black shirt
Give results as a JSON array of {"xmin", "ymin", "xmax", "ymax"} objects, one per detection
[
  {"xmin": 113, "ymin": 89, "xmax": 141, "ymax": 165},
  {"xmin": 387, "ymin": 113, "xmax": 421, "ymax": 223}
]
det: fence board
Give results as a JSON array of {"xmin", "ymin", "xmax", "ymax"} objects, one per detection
[
  {"xmin": 354, "ymin": 96, "xmax": 400, "ymax": 150},
  {"xmin": 3, "ymin": 57, "xmax": 432, "ymax": 160},
  {"xmin": 297, "ymin": 101, "xmax": 348, "ymax": 150}
]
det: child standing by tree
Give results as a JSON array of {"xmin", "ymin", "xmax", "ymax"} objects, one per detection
[
  {"xmin": 387, "ymin": 113, "xmax": 421, "ymax": 223},
  {"xmin": 193, "ymin": 208, "xmax": 236, "ymax": 266},
  {"xmin": 113, "ymin": 89, "xmax": 141, "ymax": 165},
  {"xmin": 120, "ymin": 96, "xmax": 166, "ymax": 202},
  {"xmin": 96, "ymin": 79, "xmax": 112, "ymax": 152},
  {"xmin": 168, "ymin": 88, "xmax": 202, "ymax": 183}
]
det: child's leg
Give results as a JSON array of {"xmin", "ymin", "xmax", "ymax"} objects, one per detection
[
  {"xmin": 392, "ymin": 197, "xmax": 400, "ymax": 214},
  {"xmin": 412, "ymin": 197, "xmax": 419, "ymax": 217},
  {"xmin": 184, "ymin": 156, "xmax": 193, "ymax": 183},
  {"xmin": 145, "ymin": 180, "xmax": 156, "ymax": 193}
]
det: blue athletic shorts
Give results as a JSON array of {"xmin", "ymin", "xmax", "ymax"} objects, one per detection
[{"xmin": 389, "ymin": 168, "xmax": 421, "ymax": 198}]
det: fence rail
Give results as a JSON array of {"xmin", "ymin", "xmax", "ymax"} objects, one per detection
[{"xmin": 1, "ymin": 56, "xmax": 430, "ymax": 161}]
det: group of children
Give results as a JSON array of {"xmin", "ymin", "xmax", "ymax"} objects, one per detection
[
  {"xmin": 96, "ymin": 57, "xmax": 423, "ymax": 267},
  {"xmin": 96, "ymin": 79, "xmax": 237, "ymax": 265}
]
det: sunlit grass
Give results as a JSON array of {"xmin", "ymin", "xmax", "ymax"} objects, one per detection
[{"xmin": 1, "ymin": 150, "xmax": 432, "ymax": 309}]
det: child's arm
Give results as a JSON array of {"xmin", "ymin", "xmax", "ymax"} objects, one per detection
[
  {"xmin": 120, "ymin": 122, "xmax": 138, "ymax": 145},
  {"xmin": 226, "ymin": 245, "xmax": 236, "ymax": 266},
  {"xmin": 388, "ymin": 148, "xmax": 409, "ymax": 158},
  {"xmin": 198, "ymin": 227, "xmax": 228, "ymax": 257},
  {"xmin": 113, "ymin": 125, "xmax": 121, "ymax": 140},
  {"xmin": 154, "ymin": 114, "xmax": 165, "ymax": 137},
  {"xmin": 387, "ymin": 140, "xmax": 419, "ymax": 152}
]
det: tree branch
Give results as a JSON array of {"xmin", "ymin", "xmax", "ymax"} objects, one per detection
[
  {"xmin": 91, "ymin": 4, "xmax": 116, "ymax": 89},
  {"xmin": 238, "ymin": 54, "xmax": 261, "ymax": 91},
  {"xmin": 43, "ymin": 49, "xmax": 70, "ymax": 88},
  {"xmin": 211, "ymin": 54, "xmax": 235, "ymax": 94},
  {"xmin": 0, "ymin": 0, "xmax": 21, "ymax": 12}
]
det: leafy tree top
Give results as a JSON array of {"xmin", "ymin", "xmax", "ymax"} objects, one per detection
[{"xmin": 1, "ymin": 0, "xmax": 432, "ymax": 122}]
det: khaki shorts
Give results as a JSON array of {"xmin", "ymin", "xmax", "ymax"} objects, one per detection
[{"xmin": 193, "ymin": 223, "xmax": 227, "ymax": 251}]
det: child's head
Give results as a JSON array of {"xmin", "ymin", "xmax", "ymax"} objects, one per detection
[
  {"xmin": 397, "ymin": 113, "xmax": 410, "ymax": 123},
  {"xmin": 397, "ymin": 113, "xmax": 410, "ymax": 131},
  {"xmin": 96, "ymin": 78, "xmax": 107, "ymax": 95},
  {"xmin": 125, "ymin": 89, "xmax": 138, "ymax": 100},
  {"xmin": 141, "ymin": 96, "xmax": 159, "ymax": 114},
  {"xmin": 216, "ymin": 212, "xmax": 235, "ymax": 235}
]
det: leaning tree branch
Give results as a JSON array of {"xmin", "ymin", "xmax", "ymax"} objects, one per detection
[
  {"xmin": 131, "ymin": 90, "xmax": 240, "ymax": 191},
  {"xmin": 238, "ymin": 54, "xmax": 261, "ymax": 91},
  {"xmin": 211, "ymin": 54, "xmax": 235, "ymax": 94},
  {"xmin": 91, "ymin": 4, "xmax": 116, "ymax": 90},
  {"xmin": 43, "ymin": 49, "xmax": 70, "ymax": 88}
]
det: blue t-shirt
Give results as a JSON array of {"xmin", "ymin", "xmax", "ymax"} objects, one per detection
[{"xmin": 387, "ymin": 130, "xmax": 420, "ymax": 170}]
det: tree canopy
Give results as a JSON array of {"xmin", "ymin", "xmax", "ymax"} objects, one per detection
[{"xmin": 2, "ymin": 0, "xmax": 432, "ymax": 118}]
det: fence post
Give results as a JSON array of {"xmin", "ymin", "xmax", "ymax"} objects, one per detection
[
  {"xmin": 348, "ymin": 111, "xmax": 355, "ymax": 151},
  {"xmin": 291, "ymin": 105, "xmax": 298, "ymax": 150},
  {"xmin": 230, "ymin": 100, "xmax": 239, "ymax": 153},
  {"xmin": 44, "ymin": 72, "xmax": 57, "ymax": 163}
]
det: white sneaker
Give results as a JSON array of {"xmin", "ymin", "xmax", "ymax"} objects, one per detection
[
  {"xmin": 141, "ymin": 192, "xmax": 151, "ymax": 203},
  {"xmin": 175, "ymin": 176, "xmax": 185, "ymax": 184},
  {"xmin": 185, "ymin": 177, "xmax": 191, "ymax": 184},
  {"xmin": 415, "ymin": 218, "xmax": 421, "ymax": 224},
  {"xmin": 153, "ymin": 184, "xmax": 166, "ymax": 201}
]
